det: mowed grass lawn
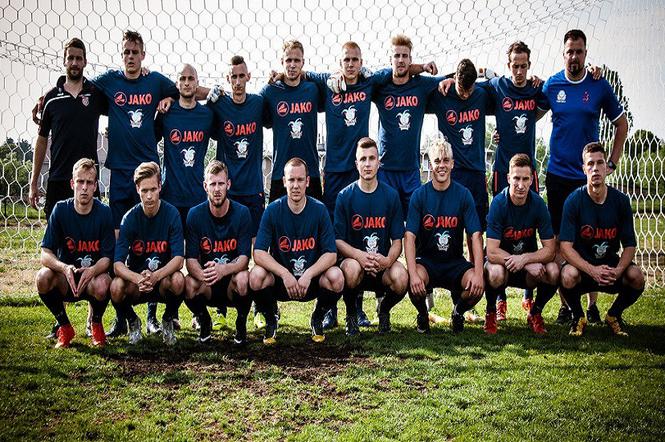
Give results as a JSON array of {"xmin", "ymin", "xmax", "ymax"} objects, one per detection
[{"xmin": 1, "ymin": 290, "xmax": 664, "ymax": 441}]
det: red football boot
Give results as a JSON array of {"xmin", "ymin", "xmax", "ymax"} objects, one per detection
[{"xmin": 55, "ymin": 324, "xmax": 75, "ymax": 348}]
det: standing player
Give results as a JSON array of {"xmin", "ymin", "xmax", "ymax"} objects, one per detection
[
  {"xmin": 36, "ymin": 158, "xmax": 114, "ymax": 348},
  {"xmin": 405, "ymin": 139, "xmax": 484, "ymax": 333},
  {"xmin": 373, "ymin": 34, "xmax": 442, "ymax": 216},
  {"xmin": 484, "ymin": 154, "xmax": 559, "ymax": 334},
  {"xmin": 249, "ymin": 158, "xmax": 344, "ymax": 344},
  {"xmin": 539, "ymin": 29, "xmax": 629, "ymax": 325},
  {"xmin": 184, "ymin": 161, "xmax": 253, "ymax": 344},
  {"xmin": 560, "ymin": 143, "xmax": 644, "ymax": 336},
  {"xmin": 334, "ymin": 137, "xmax": 408, "ymax": 335},
  {"xmin": 110, "ymin": 162, "xmax": 185, "ymax": 345},
  {"xmin": 260, "ymin": 40, "xmax": 323, "ymax": 202}
]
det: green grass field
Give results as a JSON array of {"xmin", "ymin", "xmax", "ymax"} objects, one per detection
[{"xmin": 1, "ymin": 291, "xmax": 664, "ymax": 441}]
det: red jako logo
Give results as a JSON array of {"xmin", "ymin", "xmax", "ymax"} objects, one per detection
[
  {"xmin": 352, "ymin": 215, "xmax": 363, "ymax": 230},
  {"xmin": 200, "ymin": 237, "xmax": 212, "ymax": 254},
  {"xmin": 132, "ymin": 240, "xmax": 145, "ymax": 255},
  {"xmin": 114, "ymin": 92, "xmax": 127, "ymax": 106},
  {"xmin": 502, "ymin": 97, "xmax": 514, "ymax": 112},
  {"xmin": 422, "ymin": 214, "xmax": 435, "ymax": 230},
  {"xmin": 279, "ymin": 236, "xmax": 291, "ymax": 252},
  {"xmin": 170, "ymin": 129, "xmax": 182, "ymax": 144}
]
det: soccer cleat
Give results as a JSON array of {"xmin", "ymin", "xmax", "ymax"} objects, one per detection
[
  {"xmin": 161, "ymin": 319, "xmax": 176, "ymax": 346},
  {"xmin": 428, "ymin": 311, "xmax": 447, "ymax": 325},
  {"xmin": 90, "ymin": 322, "xmax": 106, "ymax": 347},
  {"xmin": 85, "ymin": 319, "xmax": 93, "ymax": 337},
  {"xmin": 378, "ymin": 313, "xmax": 391, "ymax": 335},
  {"xmin": 556, "ymin": 305, "xmax": 573, "ymax": 325},
  {"xmin": 310, "ymin": 309, "xmax": 326, "ymax": 343},
  {"xmin": 212, "ymin": 310, "xmax": 227, "ymax": 331},
  {"xmin": 464, "ymin": 309, "xmax": 481, "ymax": 324},
  {"xmin": 569, "ymin": 316, "xmax": 587, "ymax": 336},
  {"xmin": 46, "ymin": 322, "xmax": 60, "ymax": 339},
  {"xmin": 496, "ymin": 300, "xmax": 508, "ymax": 321},
  {"xmin": 322, "ymin": 307, "xmax": 338, "ymax": 330},
  {"xmin": 521, "ymin": 297, "xmax": 534, "ymax": 313},
  {"xmin": 191, "ymin": 316, "xmax": 200, "ymax": 331},
  {"xmin": 345, "ymin": 315, "xmax": 360, "ymax": 337},
  {"xmin": 146, "ymin": 316, "xmax": 161, "ymax": 335},
  {"xmin": 54, "ymin": 324, "xmax": 75, "ymax": 348},
  {"xmin": 253, "ymin": 312, "xmax": 266, "ymax": 330},
  {"xmin": 587, "ymin": 304, "xmax": 602, "ymax": 325},
  {"xmin": 198, "ymin": 315, "xmax": 212, "ymax": 343},
  {"xmin": 605, "ymin": 314, "xmax": 628, "ymax": 336},
  {"xmin": 263, "ymin": 314, "xmax": 277, "ymax": 345},
  {"xmin": 234, "ymin": 315, "xmax": 248, "ymax": 346},
  {"xmin": 357, "ymin": 309, "xmax": 372, "ymax": 327},
  {"xmin": 527, "ymin": 312, "xmax": 547, "ymax": 335},
  {"xmin": 127, "ymin": 317, "xmax": 143, "ymax": 344},
  {"xmin": 451, "ymin": 311, "xmax": 465, "ymax": 333},
  {"xmin": 483, "ymin": 312, "xmax": 498, "ymax": 335},
  {"xmin": 416, "ymin": 313, "xmax": 431, "ymax": 334},
  {"xmin": 105, "ymin": 317, "xmax": 127, "ymax": 337}
]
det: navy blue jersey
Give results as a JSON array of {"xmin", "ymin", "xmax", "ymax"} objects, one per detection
[
  {"xmin": 541, "ymin": 71, "xmax": 623, "ymax": 180},
  {"xmin": 406, "ymin": 181, "xmax": 481, "ymax": 260},
  {"xmin": 114, "ymin": 200, "xmax": 184, "ymax": 273},
  {"xmin": 38, "ymin": 76, "xmax": 108, "ymax": 181},
  {"xmin": 373, "ymin": 72, "xmax": 442, "ymax": 171},
  {"xmin": 92, "ymin": 70, "xmax": 178, "ymax": 170},
  {"xmin": 486, "ymin": 188, "xmax": 554, "ymax": 254},
  {"xmin": 427, "ymin": 85, "xmax": 494, "ymax": 172},
  {"xmin": 42, "ymin": 198, "xmax": 115, "ymax": 268},
  {"xmin": 255, "ymin": 196, "xmax": 336, "ymax": 277},
  {"xmin": 260, "ymin": 81, "xmax": 321, "ymax": 179},
  {"xmin": 487, "ymin": 77, "xmax": 548, "ymax": 173},
  {"xmin": 559, "ymin": 186, "xmax": 636, "ymax": 266},
  {"xmin": 334, "ymin": 181, "xmax": 404, "ymax": 256},
  {"xmin": 308, "ymin": 71, "xmax": 391, "ymax": 173},
  {"xmin": 185, "ymin": 200, "xmax": 252, "ymax": 265},
  {"xmin": 155, "ymin": 101, "xmax": 214, "ymax": 208},
  {"xmin": 209, "ymin": 93, "xmax": 265, "ymax": 196}
]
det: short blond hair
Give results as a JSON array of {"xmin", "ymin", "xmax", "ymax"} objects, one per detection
[
  {"xmin": 282, "ymin": 40, "xmax": 304, "ymax": 56},
  {"xmin": 391, "ymin": 34, "xmax": 412, "ymax": 51},
  {"xmin": 205, "ymin": 159, "xmax": 229, "ymax": 177},
  {"xmin": 428, "ymin": 138, "xmax": 453, "ymax": 162},
  {"xmin": 72, "ymin": 158, "xmax": 97, "ymax": 180},
  {"xmin": 133, "ymin": 161, "xmax": 161, "ymax": 186}
]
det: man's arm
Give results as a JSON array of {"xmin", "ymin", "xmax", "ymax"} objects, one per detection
[
  {"xmin": 150, "ymin": 256, "xmax": 185, "ymax": 283},
  {"xmin": 300, "ymin": 251, "xmax": 336, "ymax": 282},
  {"xmin": 404, "ymin": 231, "xmax": 426, "ymax": 296},
  {"xmin": 336, "ymin": 238, "xmax": 375, "ymax": 270},
  {"xmin": 29, "ymin": 135, "xmax": 48, "ymax": 209},
  {"xmin": 254, "ymin": 249, "xmax": 291, "ymax": 281},
  {"xmin": 613, "ymin": 246, "xmax": 636, "ymax": 278},
  {"xmin": 560, "ymin": 241, "xmax": 614, "ymax": 285},
  {"xmin": 40, "ymin": 247, "xmax": 78, "ymax": 293},
  {"xmin": 608, "ymin": 114, "xmax": 628, "ymax": 166},
  {"xmin": 185, "ymin": 257, "xmax": 206, "ymax": 282},
  {"xmin": 467, "ymin": 232, "xmax": 485, "ymax": 296},
  {"xmin": 486, "ymin": 238, "xmax": 511, "ymax": 265}
]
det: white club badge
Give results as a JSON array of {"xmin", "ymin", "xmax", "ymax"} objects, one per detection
[
  {"xmin": 181, "ymin": 147, "xmax": 196, "ymax": 167},
  {"xmin": 77, "ymin": 255, "xmax": 93, "ymax": 268},
  {"xmin": 128, "ymin": 109, "xmax": 144, "ymax": 128},
  {"xmin": 513, "ymin": 114, "xmax": 528, "ymax": 134},
  {"xmin": 436, "ymin": 231, "xmax": 451, "ymax": 251},
  {"xmin": 291, "ymin": 255, "xmax": 307, "ymax": 277},
  {"xmin": 289, "ymin": 118, "xmax": 303, "ymax": 139},
  {"xmin": 556, "ymin": 90, "xmax": 566, "ymax": 103},
  {"xmin": 593, "ymin": 241, "xmax": 609, "ymax": 259},
  {"xmin": 146, "ymin": 256, "xmax": 160, "ymax": 271},
  {"xmin": 341, "ymin": 105, "xmax": 357, "ymax": 127},
  {"xmin": 234, "ymin": 138, "xmax": 249, "ymax": 159},
  {"xmin": 459, "ymin": 126, "xmax": 474, "ymax": 145},
  {"xmin": 363, "ymin": 232, "xmax": 379, "ymax": 254},
  {"xmin": 396, "ymin": 110, "xmax": 411, "ymax": 131}
]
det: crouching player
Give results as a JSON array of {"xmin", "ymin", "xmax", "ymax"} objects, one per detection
[
  {"xmin": 484, "ymin": 154, "xmax": 559, "ymax": 334},
  {"xmin": 405, "ymin": 139, "xmax": 484, "ymax": 333},
  {"xmin": 334, "ymin": 137, "xmax": 409, "ymax": 336},
  {"xmin": 111, "ymin": 162, "xmax": 185, "ymax": 345},
  {"xmin": 560, "ymin": 142, "xmax": 644, "ymax": 336},
  {"xmin": 250, "ymin": 158, "xmax": 344, "ymax": 344},
  {"xmin": 184, "ymin": 161, "xmax": 253, "ymax": 344},
  {"xmin": 36, "ymin": 158, "xmax": 114, "ymax": 348}
]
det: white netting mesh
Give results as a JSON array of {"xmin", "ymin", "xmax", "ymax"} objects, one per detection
[{"xmin": 1, "ymin": 0, "xmax": 663, "ymax": 286}]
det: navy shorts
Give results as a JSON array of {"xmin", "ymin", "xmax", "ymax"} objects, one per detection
[
  {"xmin": 451, "ymin": 168, "xmax": 488, "ymax": 232},
  {"xmin": 229, "ymin": 193, "xmax": 265, "ymax": 238},
  {"xmin": 357, "ymin": 271, "xmax": 387, "ymax": 297},
  {"xmin": 491, "ymin": 169, "xmax": 540, "ymax": 196},
  {"xmin": 207, "ymin": 275, "xmax": 234, "ymax": 306},
  {"xmin": 273, "ymin": 276, "xmax": 322, "ymax": 302},
  {"xmin": 417, "ymin": 256, "xmax": 473, "ymax": 292},
  {"xmin": 378, "ymin": 168, "xmax": 421, "ymax": 217},
  {"xmin": 545, "ymin": 172, "xmax": 585, "ymax": 235},
  {"xmin": 269, "ymin": 177, "xmax": 323, "ymax": 203},
  {"xmin": 109, "ymin": 169, "xmax": 140, "ymax": 228},
  {"xmin": 322, "ymin": 169, "xmax": 358, "ymax": 221}
]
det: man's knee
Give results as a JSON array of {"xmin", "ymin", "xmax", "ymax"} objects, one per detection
[
  {"xmin": 624, "ymin": 265, "xmax": 645, "ymax": 290},
  {"xmin": 185, "ymin": 275, "xmax": 200, "ymax": 300},
  {"xmin": 322, "ymin": 266, "xmax": 344, "ymax": 292},
  {"xmin": 341, "ymin": 258, "xmax": 363, "ymax": 288},
  {"xmin": 110, "ymin": 277, "xmax": 127, "ymax": 303},
  {"xmin": 35, "ymin": 267, "xmax": 57, "ymax": 293},
  {"xmin": 560, "ymin": 265, "xmax": 581, "ymax": 289},
  {"xmin": 544, "ymin": 262, "xmax": 560, "ymax": 286},
  {"xmin": 249, "ymin": 266, "xmax": 270, "ymax": 291},
  {"xmin": 233, "ymin": 270, "xmax": 249, "ymax": 296},
  {"xmin": 387, "ymin": 262, "xmax": 408, "ymax": 295},
  {"xmin": 485, "ymin": 263, "xmax": 507, "ymax": 288},
  {"xmin": 88, "ymin": 274, "xmax": 111, "ymax": 301}
]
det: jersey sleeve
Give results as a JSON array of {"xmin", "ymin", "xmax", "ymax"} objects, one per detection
[
  {"xmin": 156, "ymin": 72, "xmax": 179, "ymax": 100},
  {"xmin": 185, "ymin": 208, "xmax": 199, "ymax": 259},
  {"xmin": 254, "ymin": 204, "xmax": 274, "ymax": 251},
  {"xmin": 462, "ymin": 188, "xmax": 482, "ymax": 235},
  {"xmin": 237, "ymin": 205, "xmax": 253, "ymax": 257},
  {"xmin": 307, "ymin": 71, "xmax": 330, "ymax": 87},
  {"xmin": 369, "ymin": 68, "xmax": 394, "ymax": 86},
  {"xmin": 535, "ymin": 197, "xmax": 554, "ymax": 241},
  {"xmin": 41, "ymin": 202, "xmax": 62, "ymax": 251},
  {"xmin": 600, "ymin": 79, "xmax": 624, "ymax": 122},
  {"xmin": 333, "ymin": 191, "xmax": 349, "ymax": 241},
  {"xmin": 114, "ymin": 213, "xmax": 133, "ymax": 263},
  {"xmin": 619, "ymin": 193, "xmax": 637, "ymax": 248},
  {"xmin": 153, "ymin": 112, "xmax": 165, "ymax": 143},
  {"xmin": 405, "ymin": 188, "xmax": 423, "ymax": 235},
  {"xmin": 486, "ymin": 197, "xmax": 504, "ymax": 241},
  {"xmin": 100, "ymin": 205, "xmax": 116, "ymax": 260},
  {"xmin": 38, "ymin": 88, "xmax": 58, "ymax": 138},
  {"xmin": 535, "ymin": 85, "xmax": 549, "ymax": 110},
  {"xmin": 318, "ymin": 204, "xmax": 337, "ymax": 254},
  {"xmin": 388, "ymin": 190, "xmax": 405, "ymax": 240},
  {"xmin": 168, "ymin": 207, "xmax": 185, "ymax": 257},
  {"xmin": 558, "ymin": 193, "xmax": 578, "ymax": 243},
  {"xmin": 538, "ymin": 78, "xmax": 552, "ymax": 111},
  {"xmin": 259, "ymin": 85, "xmax": 273, "ymax": 128}
]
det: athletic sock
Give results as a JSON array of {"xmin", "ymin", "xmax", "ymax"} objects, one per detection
[
  {"xmin": 531, "ymin": 283, "xmax": 557, "ymax": 315},
  {"xmin": 485, "ymin": 285, "xmax": 501, "ymax": 313},
  {"xmin": 454, "ymin": 298, "xmax": 472, "ymax": 316},
  {"xmin": 560, "ymin": 287, "xmax": 584, "ymax": 318},
  {"xmin": 607, "ymin": 285, "xmax": 644, "ymax": 318},
  {"xmin": 343, "ymin": 287, "xmax": 361, "ymax": 318},
  {"xmin": 147, "ymin": 301, "xmax": 158, "ymax": 320},
  {"xmin": 408, "ymin": 292, "xmax": 428, "ymax": 316},
  {"xmin": 39, "ymin": 289, "xmax": 70, "ymax": 326},
  {"xmin": 88, "ymin": 296, "xmax": 109, "ymax": 324},
  {"xmin": 163, "ymin": 293, "xmax": 183, "ymax": 322},
  {"xmin": 184, "ymin": 294, "xmax": 207, "ymax": 318},
  {"xmin": 378, "ymin": 289, "xmax": 405, "ymax": 315},
  {"xmin": 496, "ymin": 288, "xmax": 507, "ymax": 303},
  {"xmin": 523, "ymin": 288, "xmax": 534, "ymax": 300}
]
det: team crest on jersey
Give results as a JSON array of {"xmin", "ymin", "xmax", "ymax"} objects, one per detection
[
  {"xmin": 341, "ymin": 105, "xmax": 357, "ymax": 127},
  {"xmin": 396, "ymin": 110, "xmax": 411, "ymax": 131},
  {"xmin": 556, "ymin": 90, "xmax": 566, "ymax": 103},
  {"xmin": 128, "ymin": 109, "xmax": 144, "ymax": 128},
  {"xmin": 513, "ymin": 241, "xmax": 524, "ymax": 254},
  {"xmin": 77, "ymin": 255, "xmax": 93, "ymax": 268},
  {"xmin": 435, "ymin": 231, "xmax": 451, "ymax": 251},
  {"xmin": 446, "ymin": 110, "xmax": 457, "ymax": 125},
  {"xmin": 582, "ymin": 91, "xmax": 590, "ymax": 103},
  {"xmin": 146, "ymin": 256, "xmax": 160, "ymax": 271},
  {"xmin": 214, "ymin": 255, "xmax": 230, "ymax": 265},
  {"xmin": 170, "ymin": 129, "xmax": 182, "ymax": 144},
  {"xmin": 459, "ymin": 126, "xmax": 474, "ymax": 145},
  {"xmin": 289, "ymin": 118, "xmax": 303, "ymax": 139},
  {"xmin": 181, "ymin": 147, "xmax": 196, "ymax": 167},
  {"xmin": 513, "ymin": 114, "xmax": 528, "ymax": 134},
  {"xmin": 502, "ymin": 97, "xmax": 514, "ymax": 112},
  {"xmin": 291, "ymin": 255, "xmax": 307, "ymax": 276},
  {"xmin": 114, "ymin": 92, "xmax": 127, "ymax": 106},
  {"xmin": 234, "ymin": 138, "xmax": 249, "ymax": 159},
  {"xmin": 363, "ymin": 232, "xmax": 379, "ymax": 254},
  {"xmin": 81, "ymin": 95, "xmax": 89, "ymax": 107},
  {"xmin": 593, "ymin": 241, "xmax": 609, "ymax": 259}
]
